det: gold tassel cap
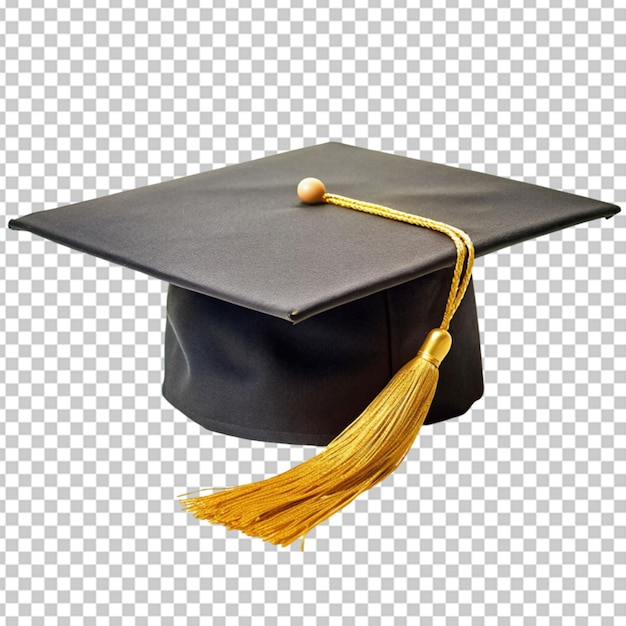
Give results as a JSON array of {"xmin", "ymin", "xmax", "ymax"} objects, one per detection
[{"xmin": 417, "ymin": 328, "xmax": 452, "ymax": 367}]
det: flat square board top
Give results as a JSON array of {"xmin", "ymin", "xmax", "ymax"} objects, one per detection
[{"xmin": 9, "ymin": 142, "xmax": 620, "ymax": 322}]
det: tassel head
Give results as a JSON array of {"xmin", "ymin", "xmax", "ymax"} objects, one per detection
[{"xmin": 417, "ymin": 328, "xmax": 452, "ymax": 367}]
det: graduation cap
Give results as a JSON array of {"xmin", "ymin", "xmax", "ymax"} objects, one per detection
[{"xmin": 8, "ymin": 142, "xmax": 620, "ymax": 547}]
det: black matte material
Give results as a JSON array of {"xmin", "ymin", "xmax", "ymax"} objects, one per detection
[
  {"xmin": 8, "ymin": 143, "xmax": 620, "ymax": 323},
  {"xmin": 7, "ymin": 142, "xmax": 620, "ymax": 444},
  {"xmin": 163, "ymin": 268, "xmax": 484, "ymax": 445}
]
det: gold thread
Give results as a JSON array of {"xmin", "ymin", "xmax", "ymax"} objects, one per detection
[
  {"xmin": 416, "ymin": 350, "xmax": 441, "ymax": 367},
  {"xmin": 178, "ymin": 182, "xmax": 477, "ymax": 547},
  {"xmin": 321, "ymin": 192, "xmax": 474, "ymax": 333}
]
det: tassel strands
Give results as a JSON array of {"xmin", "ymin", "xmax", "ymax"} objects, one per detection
[
  {"xmin": 180, "ymin": 179, "xmax": 474, "ymax": 547},
  {"xmin": 182, "ymin": 345, "xmax": 441, "ymax": 547}
]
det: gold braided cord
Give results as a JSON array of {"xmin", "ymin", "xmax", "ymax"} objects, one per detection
[{"xmin": 322, "ymin": 193, "xmax": 474, "ymax": 331}]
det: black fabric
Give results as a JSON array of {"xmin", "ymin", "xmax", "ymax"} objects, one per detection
[
  {"xmin": 8, "ymin": 142, "xmax": 620, "ymax": 323},
  {"xmin": 7, "ymin": 142, "xmax": 619, "ymax": 445},
  {"xmin": 162, "ymin": 268, "xmax": 483, "ymax": 445}
]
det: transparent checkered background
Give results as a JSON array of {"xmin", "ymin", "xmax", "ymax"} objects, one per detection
[{"xmin": 1, "ymin": 2, "xmax": 624, "ymax": 625}]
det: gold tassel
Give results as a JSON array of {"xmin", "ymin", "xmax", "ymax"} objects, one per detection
[
  {"xmin": 181, "ymin": 329, "xmax": 451, "ymax": 547},
  {"xmin": 180, "ymin": 179, "xmax": 474, "ymax": 547}
]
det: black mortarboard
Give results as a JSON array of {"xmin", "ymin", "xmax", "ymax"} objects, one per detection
[{"xmin": 8, "ymin": 142, "xmax": 620, "ymax": 546}]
